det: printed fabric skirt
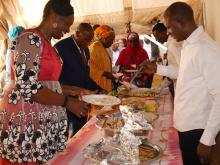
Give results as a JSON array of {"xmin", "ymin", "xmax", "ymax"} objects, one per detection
[{"xmin": 0, "ymin": 81, "xmax": 68, "ymax": 164}]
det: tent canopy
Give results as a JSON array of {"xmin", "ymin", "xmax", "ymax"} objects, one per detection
[
  {"xmin": 1, "ymin": 0, "xmax": 220, "ymax": 91},
  {"xmin": 0, "ymin": 0, "xmax": 202, "ymax": 40}
]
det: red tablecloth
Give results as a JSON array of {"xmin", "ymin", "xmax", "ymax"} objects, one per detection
[{"xmin": 49, "ymin": 93, "xmax": 183, "ymax": 165}]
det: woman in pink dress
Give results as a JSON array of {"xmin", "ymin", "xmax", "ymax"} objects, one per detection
[
  {"xmin": 0, "ymin": 0, "xmax": 88, "ymax": 164},
  {"xmin": 115, "ymin": 32, "xmax": 149, "ymax": 87}
]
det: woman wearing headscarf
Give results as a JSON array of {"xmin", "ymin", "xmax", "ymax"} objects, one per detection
[
  {"xmin": 116, "ymin": 32, "xmax": 149, "ymax": 87},
  {"xmin": 89, "ymin": 25, "xmax": 115, "ymax": 92},
  {"xmin": 0, "ymin": 0, "xmax": 88, "ymax": 164}
]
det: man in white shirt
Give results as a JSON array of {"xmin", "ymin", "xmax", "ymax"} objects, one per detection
[
  {"xmin": 162, "ymin": 2, "xmax": 220, "ymax": 165},
  {"xmin": 141, "ymin": 38, "xmax": 180, "ymax": 79},
  {"xmin": 145, "ymin": 23, "xmax": 182, "ymax": 94},
  {"xmin": 143, "ymin": 23, "xmax": 182, "ymax": 78},
  {"xmin": 111, "ymin": 42, "xmax": 120, "ymax": 67}
]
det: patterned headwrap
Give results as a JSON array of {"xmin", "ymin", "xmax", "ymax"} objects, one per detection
[{"xmin": 94, "ymin": 25, "xmax": 114, "ymax": 40}]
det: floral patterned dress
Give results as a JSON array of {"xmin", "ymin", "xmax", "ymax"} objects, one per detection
[{"xmin": 0, "ymin": 29, "xmax": 68, "ymax": 164}]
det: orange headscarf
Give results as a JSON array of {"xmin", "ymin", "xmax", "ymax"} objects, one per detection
[{"xmin": 94, "ymin": 25, "xmax": 114, "ymax": 40}]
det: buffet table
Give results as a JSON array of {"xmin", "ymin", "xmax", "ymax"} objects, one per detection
[{"xmin": 48, "ymin": 92, "xmax": 183, "ymax": 165}]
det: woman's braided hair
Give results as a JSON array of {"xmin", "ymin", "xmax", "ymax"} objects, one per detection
[{"xmin": 43, "ymin": 0, "xmax": 74, "ymax": 18}]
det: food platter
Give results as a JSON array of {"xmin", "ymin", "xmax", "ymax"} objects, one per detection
[
  {"xmin": 121, "ymin": 97, "xmax": 148, "ymax": 107},
  {"xmin": 82, "ymin": 94, "xmax": 121, "ymax": 106},
  {"xmin": 129, "ymin": 88, "xmax": 160, "ymax": 97},
  {"xmin": 96, "ymin": 111, "xmax": 158, "ymax": 125},
  {"xmin": 119, "ymin": 81, "xmax": 138, "ymax": 89},
  {"xmin": 95, "ymin": 110, "xmax": 159, "ymax": 137},
  {"xmin": 96, "ymin": 111, "xmax": 124, "ymax": 131},
  {"xmin": 112, "ymin": 72, "xmax": 123, "ymax": 79},
  {"xmin": 117, "ymin": 86, "xmax": 160, "ymax": 97},
  {"xmin": 139, "ymin": 140, "xmax": 162, "ymax": 162},
  {"xmin": 124, "ymin": 69, "xmax": 138, "ymax": 73},
  {"xmin": 83, "ymin": 139, "xmax": 162, "ymax": 164},
  {"xmin": 95, "ymin": 108, "xmax": 120, "ymax": 120}
]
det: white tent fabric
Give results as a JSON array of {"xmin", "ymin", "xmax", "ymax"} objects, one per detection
[
  {"xmin": 7, "ymin": 0, "xmax": 202, "ymax": 37},
  {"xmin": 71, "ymin": 0, "xmax": 202, "ymax": 37},
  {"xmin": 72, "ymin": 0, "xmax": 124, "ymax": 16},
  {"xmin": 0, "ymin": 0, "xmax": 203, "ymax": 39},
  {"xmin": 203, "ymin": 0, "xmax": 220, "ymax": 45},
  {"xmin": 0, "ymin": 0, "xmax": 205, "ymax": 91}
]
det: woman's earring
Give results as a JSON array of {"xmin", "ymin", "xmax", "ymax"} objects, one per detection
[{"xmin": 52, "ymin": 22, "xmax": 58, "ymax": 28}]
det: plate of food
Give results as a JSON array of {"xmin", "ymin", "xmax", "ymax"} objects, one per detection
[
  {"xmin": 121, "ymin": 97, "xmax": 147, "ymax": 107},
  {"xmin": 129, "ymin": 88, "xmax": 160, "ymax": 97},
  {"xmin": 82, "ymin": 94, "xmax": 121, "ymax": 106},
  {"xmin": 124, "ymin": 69, "xmax": 138, "ymax": 73},
  {"xmin": 119, "ymin": 81, "xmax": 138, "ymax": 89},
  {"xmin": 118, "ymin": 86, "xmax": 160, "ymax": 97},
  {"xmin": 83, "ymin": 138, "xmax": 162, "ymax": 164},
  {"xmin": 112, "ymin": 72, "xmax": 123, "ymax": 79},
  {"xmin": 96, "ymin": 110, "xmax": 159, "ymax": 137},
  {"xmin": 139, "ymin": 141, "xmax": 162, "ymax": 162},
  {"xmin": 96, "ymin": 108, "xmax": 159, "ymax": 123},
  {"xmin": 95, "ymin": 108, "xmax": 120, "ymax": 120},
  {"xmin": 121, "ymin": 97, "xmax": 158, "ymax": 112}
]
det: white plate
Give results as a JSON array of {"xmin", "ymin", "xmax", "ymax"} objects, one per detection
[
  {"xmin": 130, "ymin": 64, "xmax": 137, "ymax": 68},
  {"xmin": 129, "ymin": 88, "xmax": 160, "ymax": 97},
  {"xmin": 124, "ymin": 69, "xmax": 138, "ymax": 73},
  {"xmin": 112, "ymin": 73, "xmax": 123, "ymax": 79},
  {"xmin": 82, "ymin": 94, "xmax": 121, "ymax": 106},
  {"xmin": 120, "ymin": 81, "xmax": 138, "ymax": 89}
]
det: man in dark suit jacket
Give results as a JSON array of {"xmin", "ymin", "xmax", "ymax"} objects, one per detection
[{"xmin": 54, "ymin": 23, "xmax": 101, "ymax": 135}]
